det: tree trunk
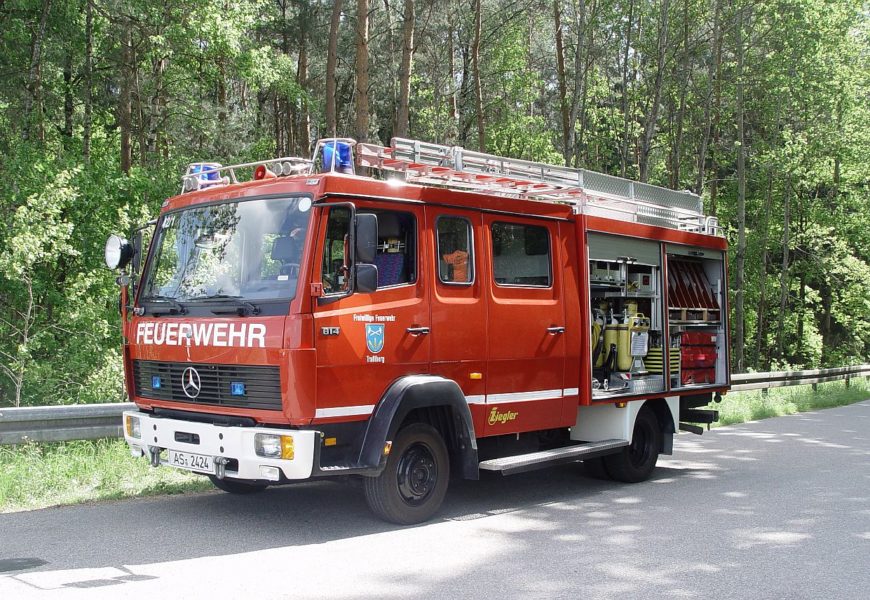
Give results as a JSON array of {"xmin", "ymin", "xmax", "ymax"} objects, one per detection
[
  {"xmin": 297, "ymin": 4, "xmax": 311, "ymax": 153},
  {"xmin": 83, "ymin": 0, "xmax": 93, "ymax": 162},
  {"xmin": 695, "ymin": 0, "xmax": 720, "ymax": 195},
  {"xmin": 119, "ymin": 22, "xmax": 132, "ymax": 174},
  {"xmin": 733, "ymin": 2, "xmax": 747, "ymax": 373},
  {"xmin": 471, "ymin": 0, "xmax": 485, "ymax": 151},
  {"xmin": 63, "ymin": 50, "xmax": 74, "ymax": 143},
  {"xmin": 620, "ymin": 0, "xmax": 634, "ymax": 177},
  {"xmin": 775, "ymin": 178, "xmax": 792, "ymax": 362},
  {"xmin": 354, "ymin": 0, "xmax": 370, "ymax": 142},
  {"xmin": 23, "ymin": 0, "xmax": 52, "ymax": 142},
  {"xmin": 395, "ymin": 0, "xmax": 415, "ymax": 138},
  {"xmin": 554, "ymin": 0, "xmax": 570, "ymax": 165},
  {"xmin": 147, "ymin": 56, "xmax": 166, "ymax": 158},
  {"xmin": 325, "ymin": 0, "xmax": 343, "ymax": 136},
  {"xmin": 670, "ymin": 0, "xmax": 690, "ymax": 188},
  {"xmin": 755, "ymin": 167, "xmax": 774, "ymax": 369},
  {"xmin": 275, "ymin": 93, "xmax": 285, "ymax": 155},
  {"xmin": 638, "ymin": 0, "xmax": 670, "ymax": 183},
  {"xmin": 446, "ymin": 2, "xmax": 458, "ymax": 141}
]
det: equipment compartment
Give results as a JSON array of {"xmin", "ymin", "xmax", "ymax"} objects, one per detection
[{"xmin": 666, "ymin": 246, "xmax": 727, "ymax": 390}]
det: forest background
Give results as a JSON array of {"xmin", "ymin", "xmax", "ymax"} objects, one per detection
[{"xmin": 0, "ymin": 0, "xmax": 867, "ymax": 407}]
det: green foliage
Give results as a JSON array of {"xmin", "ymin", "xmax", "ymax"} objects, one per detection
[
  {"xmin": 0, "ymin": 0, "xmax": 868, "ymax": 407},
  {"xmin": 715, "ymin": 379, "xmax": 870, "ymax": 427}
]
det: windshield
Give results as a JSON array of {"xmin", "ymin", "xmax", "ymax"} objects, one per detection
[{"xmin": 140, "ymin": 196, "xmax": 311, "ymax": 303}]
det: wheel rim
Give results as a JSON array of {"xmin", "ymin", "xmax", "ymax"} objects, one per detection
[
  {"xmin": 396, "ymin": 442, "xmax": 438, "ymax": 506},
  {"xmin": 628, "ymin": 421, "xmax": 653, "ymax": 468}
]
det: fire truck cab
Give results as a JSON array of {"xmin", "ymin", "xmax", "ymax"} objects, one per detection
[{"xmin": 107, "ymin": 138, "xmax": 729, "ymax": 524}]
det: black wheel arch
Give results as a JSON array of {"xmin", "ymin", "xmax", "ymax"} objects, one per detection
[
  {"xmin": 642, "ymin": 398, "xmax": 676, "ymax": 455},
  {"xmin": 359, "ymin": 375, "xmax": 479, "ymax": 480}
]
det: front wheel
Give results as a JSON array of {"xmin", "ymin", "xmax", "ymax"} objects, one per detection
[
  {"xmin": 364, "ymin": 423, "xmax": 450, "ymax": 525},
  {"xmin": 603, "ymin": 406, "xmax": 662, "ymax": 483}
]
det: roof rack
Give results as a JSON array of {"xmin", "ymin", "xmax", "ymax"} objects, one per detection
[
  {"xmin": 358, "ymin": 138, "xmax": 721, "ymax": 236},
  {"xmin": 180, "ymin": 136, "xmax": 721, "ymax": 237}
]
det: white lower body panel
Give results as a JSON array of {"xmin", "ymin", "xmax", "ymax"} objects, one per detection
[
  {"xmin": 570, "ymin": 396, "xmax": 679, "ymax": 444},
  {"xmin": 123, "ymin": 410, "xmax": 316, "ymax": 481}
]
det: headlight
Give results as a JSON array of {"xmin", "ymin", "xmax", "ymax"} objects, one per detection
[
  {"xmin": 254, "ymin": 433, "xmax": 294, "ymax": 460},
  {"xmin": 104, "ymin": 234, "xmax": 134, "ymax": 270},
  {"xmin": 125, "ymin": 415, "xmax": 141, "ymax": 439}
]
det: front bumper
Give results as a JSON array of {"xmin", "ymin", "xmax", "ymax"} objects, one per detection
[{"xmin": 123, "ymin": 410, "xmax": 317, "ymax": 481}]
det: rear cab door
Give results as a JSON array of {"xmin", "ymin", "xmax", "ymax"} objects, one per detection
[{"xmin": 482, "ymin": 214, "xmax": 568, "ymax": 435}]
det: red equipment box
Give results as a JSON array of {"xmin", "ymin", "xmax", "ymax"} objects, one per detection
[
  {"xmin": 679, "ymin": 331, "xmax": 718, "ymax": 384},
  {"xmin": 681, "ymin": 367, "xmax": 716, "ymax": 385}
]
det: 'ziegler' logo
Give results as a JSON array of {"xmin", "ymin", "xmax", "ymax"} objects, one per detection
[
  {"xmin": 366, "ymin": 324, "xmax": 385, "ymax": 354},
  {"xmin": 488, "ymin": 407, "xmax": 518, "ymax": 426}
]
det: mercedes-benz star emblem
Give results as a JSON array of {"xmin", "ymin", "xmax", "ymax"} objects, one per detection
[{"xmin": 181, "ymin": 367, "xmax": 201, "ymax": 399}]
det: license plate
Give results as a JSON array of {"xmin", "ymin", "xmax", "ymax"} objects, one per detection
[{"xmin": 168, "ymin": 450, "xmax": 214, "ymax": 473}]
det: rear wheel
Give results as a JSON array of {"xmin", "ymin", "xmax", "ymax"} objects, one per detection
[
  {"xmin": 208, "ymin": 475, "xmax": 268, "ymax": 494},
  {"xmin": 364, "ymin": 423, "xmax": 450, "ymax": 525},
  {"xmin": 603, "ymin": 407, "xmax": 662, "ymax": 483}
]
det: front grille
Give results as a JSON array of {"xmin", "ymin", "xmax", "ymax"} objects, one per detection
[{"xmin": 133, "ymin": 360, "xmax": 282, "ymax": 411}]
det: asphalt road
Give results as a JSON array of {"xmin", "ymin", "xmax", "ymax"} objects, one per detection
[{"xmin": 1, "ymin": 400, "xmax": 869, "ymax": 600}]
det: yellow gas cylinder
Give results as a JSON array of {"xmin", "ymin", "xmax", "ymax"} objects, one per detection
[
  {"xmin": 617, "ymin": 321, "xmax": 632, "ymax": 371},
  {"xmin": 604, "ymin": 312, "xmax": 619, "ymax": 364},
  {"xmin": 592, "ymin": 311, "xmax": 605, "ymax": 367}
]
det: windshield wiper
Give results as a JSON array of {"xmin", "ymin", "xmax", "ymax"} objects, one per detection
[
  {"xmin": 141, "ymin": 295, "xmax": 187, "ymax": 315},
  {"xmin": 186, "ymin": 294, "xmax": 261, "ymax": 316}
]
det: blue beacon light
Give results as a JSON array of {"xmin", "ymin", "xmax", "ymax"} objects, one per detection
[
  {"xmin": 151, "ymin": 376, "xmax": 162, "ymax": 389},
  {"xmin": 322, "ymin": 141, "xmax": 354, "ymax": 174},
  {"xmin": 230, "ymin": 382, "xmax": 246, "ymax": 396}
]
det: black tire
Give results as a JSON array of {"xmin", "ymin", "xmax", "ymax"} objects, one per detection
[
  {"xmin": 364, "ymin": 423, "xmax": 450, "ymax": 525},
  {"xmin": 603, "ymin": 407, "xmax": 662, "ymax": 483},
  {"xmin": 582, "ymin": 457, "xmax": 612, "ymax": 480},
  {"xmin": 208, "ymin": 475, "xmax": 268, "ymax": 494}
]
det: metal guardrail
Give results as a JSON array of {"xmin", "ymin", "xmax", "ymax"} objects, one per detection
[
  {"xmin": 0, "ymin": 402, "xmax": 134, "ymax": 446},
  {"xmin": 0, "ymin": 364, "xmax": 868, "ymax": 445},
  {"xmin": 730, "ymin": 364, "xmax": 870, "ymax": 392}
]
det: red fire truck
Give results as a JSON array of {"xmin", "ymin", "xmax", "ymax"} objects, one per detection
[{"xmin": 105, "ymin": 137, "xmax": 729, "ymax": 524}]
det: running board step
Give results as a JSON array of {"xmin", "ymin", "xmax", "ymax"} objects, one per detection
[{"xmin": 478, "ymin": 439, "xmax": 629, "ymax": 476}]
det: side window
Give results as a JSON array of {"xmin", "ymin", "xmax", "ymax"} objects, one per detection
[
  {"xmin": 370, "ymin": 210, "xmax": 416, "ymax": 289},
  {"xmin": 491, "ymin": 221, "xmax": 551, "ymax": 287},
  {"xmin": 321, "ymin": 206, "xmax": 351, "ymax": 295},
  {"xmin": 436, "ymin": 216, "xmax": 473, "ymax": 284}
]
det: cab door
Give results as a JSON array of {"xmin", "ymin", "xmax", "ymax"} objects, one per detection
[
  {"xmin": 426, "ymin": 207, "xmax": 488, "ymax": 435},
  {"xmin": 482, "ymin": 215, "xmax": 567, "ymax": 435},
  {"xmin": 313, "ymin": 202, "xmax": 430, "ymax": 423}
]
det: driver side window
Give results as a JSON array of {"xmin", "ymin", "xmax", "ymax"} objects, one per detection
[{"xmin": 321, "ymin": 206, "xmax": 352, "ymax": 295}]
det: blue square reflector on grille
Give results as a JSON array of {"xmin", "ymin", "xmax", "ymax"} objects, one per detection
[
  {"xmin": 230, "ymin": 382, "xmax": 246, "ymax": 396},
  {"xmin": 151, "ymin": 376, "xmax": 162, "ymax": 389}
]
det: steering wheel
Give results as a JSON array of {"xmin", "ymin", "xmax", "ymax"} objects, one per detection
[{"xmin": 280, "ymin": 263, "xmax": 300, "ymax": 278}]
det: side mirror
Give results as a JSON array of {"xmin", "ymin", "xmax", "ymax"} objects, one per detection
[
  {"xmin": 131, "ymin": 230, "xmax": 143, "ymax": 277},
  {"xmin": 356, "ymin": 263, "xmax": 378, "ymax": 293},
  {"xmin": 355, "ymin": 213, "xmax": 378, "ymax": 264},
  {"xmin": 104, "ymin": 234, "xmax": 134, "ymax": 270}
]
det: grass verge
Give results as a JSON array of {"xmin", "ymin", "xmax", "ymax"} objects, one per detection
[
  {"xmin": 0, "ymin": 438, "xmax": 212, "ymax": 513},
  {"xmin": 1, "ymin": 379, "xmax": 867, "ymax": 513},
  {"xmin": 714, "ymin": 377, "xmax": 869, "ymax": 427}
]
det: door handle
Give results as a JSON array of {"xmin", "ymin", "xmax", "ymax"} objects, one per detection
[
  {"xmin": 547, "ymin": 326, "xmax": 566, "ymax": 335},
  {"xmin": 406, "ymin": 326, "xmax": 430, "ymax": 336}
]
